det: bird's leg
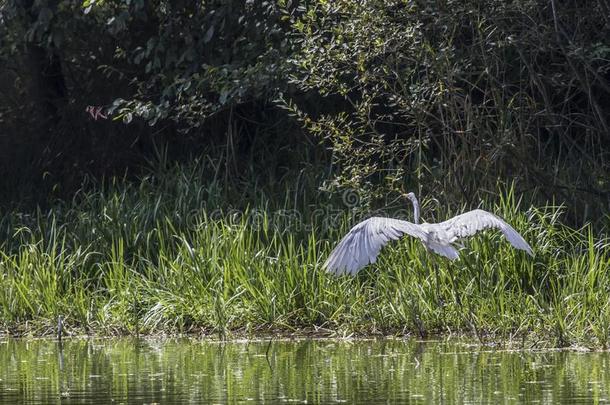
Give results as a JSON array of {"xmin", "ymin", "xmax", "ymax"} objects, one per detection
[
  {"xmin": 450, "ymin": 241, "xmax": 465, "ymax": 307},
  {"xmin": 433, "ymin": 261, "xmax": 442, "ymax": 305},
  {"xmin": 459, "ymin": 257, "xmax": 484, "ymax": 342},
  {"xmin": 430, "ymin": 258, "xmax": 447, "ymax": 327},
  {"xmin": 447, "ymin": 265, "xmax": 461, "ymax": 308}
]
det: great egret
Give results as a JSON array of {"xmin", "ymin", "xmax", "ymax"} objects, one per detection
[{"xmin": 324, "ymin": 192, "xmax": 533, "ymax": 275}]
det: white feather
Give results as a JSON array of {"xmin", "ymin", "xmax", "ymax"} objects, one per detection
[
  {"xmin": 324, "ymin": 199, "xmax": 533, "ymax": 276},
  {"xmin": 323, "ymin": 217, "xmax": 427, "ymax": 275}
]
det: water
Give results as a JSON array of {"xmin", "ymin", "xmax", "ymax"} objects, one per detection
[{"xmin": 0, "ymin": 338, "xmax": 608, "ymax": 404}]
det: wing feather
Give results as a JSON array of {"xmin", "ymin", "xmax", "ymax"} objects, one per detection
[
  {"xmin": 324, "ymin": 217, "xmax": 427, "ymax": 275},
  {"xmin": 438, "ymin": 209, "xmax": 533, "ymax": 255},
  {"xmin": 426, "ymin": 242, "xmax": 460, "ymax": 260}
]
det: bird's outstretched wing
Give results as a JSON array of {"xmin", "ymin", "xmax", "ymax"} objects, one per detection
[
  {"xmin": 437, "ymin": 209, "xmax": 533, "ymax": 255},
  {"xmin": 324, "ymin": 217, "xmax": 427, "ymax": 276}
]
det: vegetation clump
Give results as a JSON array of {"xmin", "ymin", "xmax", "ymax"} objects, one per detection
[{"xmin": 0, "ymin": 162, "xmax": 608, "ymax": 348}]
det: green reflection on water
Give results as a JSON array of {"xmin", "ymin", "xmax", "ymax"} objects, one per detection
[{"xmin": 0, "ymin": 338, "xmax": 609, "ymax": 404}]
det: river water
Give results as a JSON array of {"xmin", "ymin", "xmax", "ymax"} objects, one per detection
[{"xmin": 0, "ymin": 338, "xmax": 608, "ymax": 404}]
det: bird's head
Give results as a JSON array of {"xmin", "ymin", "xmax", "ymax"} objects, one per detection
[
  {"xmin": 404, "ymin": 192, "xmax": 416, "ymax": 202},
  {"xmin": 402, "ymin": 191, "xmax": 420, "ymax": 223}
]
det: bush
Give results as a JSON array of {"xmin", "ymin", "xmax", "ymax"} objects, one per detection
[{"xmin": 283, "ymin": 0, "xmax": 610, "ymax": 220}]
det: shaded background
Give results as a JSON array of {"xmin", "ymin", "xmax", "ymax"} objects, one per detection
[{"xmin": 1, "ymin": 0, "xmax": 608, "ymax": 225}]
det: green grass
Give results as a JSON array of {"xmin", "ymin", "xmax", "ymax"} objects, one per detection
[{"xmin": 0, "ymin": 161, "xmax": 608, "ymax": 348}]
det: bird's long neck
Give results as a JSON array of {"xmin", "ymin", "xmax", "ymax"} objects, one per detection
[{"xmin": 411, "ymin": 196, "xmax": 420, "ymax": 224}]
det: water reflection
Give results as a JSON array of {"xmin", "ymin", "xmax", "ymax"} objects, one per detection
[{"xmin": 0, "ymin": 338, "xmax": 608, "ymax": 404}]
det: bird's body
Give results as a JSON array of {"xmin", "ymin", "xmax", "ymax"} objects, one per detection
[{"xmin": 324, "ymin": 193, "xmax": 533, "ymax": 275}]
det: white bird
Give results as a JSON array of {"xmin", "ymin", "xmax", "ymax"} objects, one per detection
[{"xmin": 324, "ymin": 192, "xmax": 533, "ymax": 275}]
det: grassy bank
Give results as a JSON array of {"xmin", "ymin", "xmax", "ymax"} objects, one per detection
[{"xmin": 0, "ymin": 162, "xmax": 608, "ymax": 348}]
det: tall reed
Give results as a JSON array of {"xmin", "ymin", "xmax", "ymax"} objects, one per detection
[{"xmin": 0, "ymin": 161, "xmax": 608, "ymax": 347}]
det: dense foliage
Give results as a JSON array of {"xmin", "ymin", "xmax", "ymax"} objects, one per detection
[
  {"xmin": 285, "ymin": 0, "xmax": 610, "ymax": 218},
  {"xmin": 0, "ymin": 0, "xmax": 299, "ymax": 201},
  {"xmin": 0, "ymin": 1, "xmax": 608, "ymax": 221}
]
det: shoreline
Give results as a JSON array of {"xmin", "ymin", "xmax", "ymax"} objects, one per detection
[{"xmin": 0, "ymin": 324, "xmax": 602, "ymax": 352}]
